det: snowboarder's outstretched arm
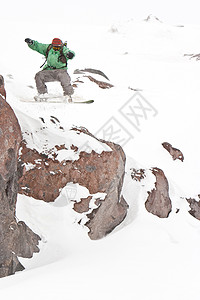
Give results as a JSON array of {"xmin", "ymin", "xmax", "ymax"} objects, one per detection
[
  {"xmin": 25, "ymin": 38, "xmax": 49, "ymax": 56},
  {"xmin": 62, "ymin": 46, "xmax": 75, "ymax": 60}
]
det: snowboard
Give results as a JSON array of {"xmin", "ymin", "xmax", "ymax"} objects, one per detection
[{"xmin": 20, "ymin": 95, "xmax": 94, "ymax": 104}]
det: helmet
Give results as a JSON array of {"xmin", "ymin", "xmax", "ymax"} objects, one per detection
[{"xmin": 52, "ymin": 38, "xmax": 62, "ymax": 46}]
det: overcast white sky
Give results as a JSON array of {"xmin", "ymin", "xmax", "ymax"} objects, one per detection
[{"xmin": 2, "ymin": 0, "xmax": 200, "ymax": 25}]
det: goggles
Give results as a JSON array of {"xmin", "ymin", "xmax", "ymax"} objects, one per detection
[{"xmin": 53, "ymin": 46, "xmax": 61, "ymax": 51}]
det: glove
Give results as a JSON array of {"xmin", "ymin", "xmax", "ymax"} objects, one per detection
[
  {"xmin": 66, "ymin": 51, "xmax": 74, "ymax": 59},
  {"xmin": 25, "ymin": 38, "xmax": 33, "ymax": 45}
]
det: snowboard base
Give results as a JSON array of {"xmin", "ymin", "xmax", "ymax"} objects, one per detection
[{"xmin": 20, "ymin": 95, "xmax": 94, "ymax": 104}]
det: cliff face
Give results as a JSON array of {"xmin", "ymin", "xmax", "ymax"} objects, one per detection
[{"xmin": 0, "ymin": 92, "xmax": 40, "ymax": 278}]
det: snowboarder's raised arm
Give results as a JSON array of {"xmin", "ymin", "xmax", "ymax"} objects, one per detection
[
  {"xmin": 62, "ymin": 46, "xmax": 75, "ymax": 60},
  {"xmin": 25, "ymin": 38, "xmax": 49, "ymax": 56}
]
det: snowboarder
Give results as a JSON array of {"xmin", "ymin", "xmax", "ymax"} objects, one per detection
[{"xmin": 25, "ymin": 37, "xmax": 75, "ymax": 101}]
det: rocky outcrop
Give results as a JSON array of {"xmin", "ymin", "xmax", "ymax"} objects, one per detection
[
  {"xmin": 85, "ymin": 75, "xmax": 114, "ymax": 89},
  {"xmin": 18, "ymin": 127, "xmax": 128, "ymax": 240},
  {"xmin": 145, "ymin": 168, "xmax": 172, "ymax": 218},
  {"xmin": 162, "ymin": 142, "xmax": 184, "ymax": 162},
  {"xmin": 73, "ymin": 68, "xmax": 114, "ymax": 89},
  {"xmin": 74, "ymin": 68, "xmax": 110, "ymax": 80},
  {"xmin": 0, "ymin": 95, "xmax": 40, "ymax": 278},
  {"xmin": 186, "ymin": 196, "xmax": 200, "ymax": 220},
  {"xmin": 86, "ymin": 191, "xmax": 128, "ymax": 240}
]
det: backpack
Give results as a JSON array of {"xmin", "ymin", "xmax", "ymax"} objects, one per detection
[{"xmin": 40, "ymin": 43, "xmax": 67, "ymax": 68}]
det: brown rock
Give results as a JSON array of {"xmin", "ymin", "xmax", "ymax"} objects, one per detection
[
  {"xmin": 130, "ymin": 168, "xmax": 146, "ymax": 181},
  {"xmin": 74, "ymin": 68, "xmax": 110, "ymax": 80},
  {"xmin": 18, "ymin": 128, "xmax": 128, "ymax": 240},
  {"xmin": 85, "ymin": 75, "xmax": 114, "ymax": 89},
  {"xmin": 162, "ymin": 142, "xmax": 184, "ymax": 162},
  {"xmin": 186, "ymin": 196, "xmax": 200, "ymax": 220},
  {"xmin": 0, "ymin": 95, "xmax": 40, "ymax": 278},
  {"xmin": 145, "ymin": 168, "xmax": 172, "ymax": 218},
  {"xmin": 72, "ymin": 69, "xmax": 113, "ymax": 89},
  {"xmin": 73, "ymin": 196, "xmax": 92, "ymax": 213},
  {"xmin": 86, "ymin": 192, "xmax": 128, "ymax": 240}
]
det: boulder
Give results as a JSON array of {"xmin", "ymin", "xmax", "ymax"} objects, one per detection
[
  {"xmin": 18, "ymin": 126, "xmax": 128, "ymax": 240},
  {"xmin": 0, "ymin": 94, "xmax": 40, "ymax": 278},
  {"xmin": 162, "ymin": 142, "xmax": 184, "ymax": 162},
  {"xmin": 186, "ymin": 196, "xmax": 200, "ymax": 220},
  {"xmin": 145, "ymin": 168, "xmax": 172, "ymax": 218},
  {"xmin": 72, "ymin": 68, "xmax": 113, "ymax": 89}
]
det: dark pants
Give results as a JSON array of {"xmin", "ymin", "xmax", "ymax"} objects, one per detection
[{"xmin": 35, "ymin": 69, "xmax": 74, "ymax": 96}]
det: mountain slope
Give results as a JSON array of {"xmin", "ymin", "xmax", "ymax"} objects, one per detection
[{"xmin": 1, "ymin": 18, "xmax": 200, "ymax": 300}]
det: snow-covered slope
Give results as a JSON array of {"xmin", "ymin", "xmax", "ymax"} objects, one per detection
[{"xmin": 1, "ymin": 17, "xmax": 200, "ymax": 300}]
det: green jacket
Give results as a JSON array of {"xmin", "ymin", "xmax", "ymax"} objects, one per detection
[{"xmin": 28, "ymin": 40, "xmax": 75, "ymax": 70}]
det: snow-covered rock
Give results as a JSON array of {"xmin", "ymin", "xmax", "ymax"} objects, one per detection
[{"xmin": 18, "ymin": 123, "xmax": 128, "ymax": 240}]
